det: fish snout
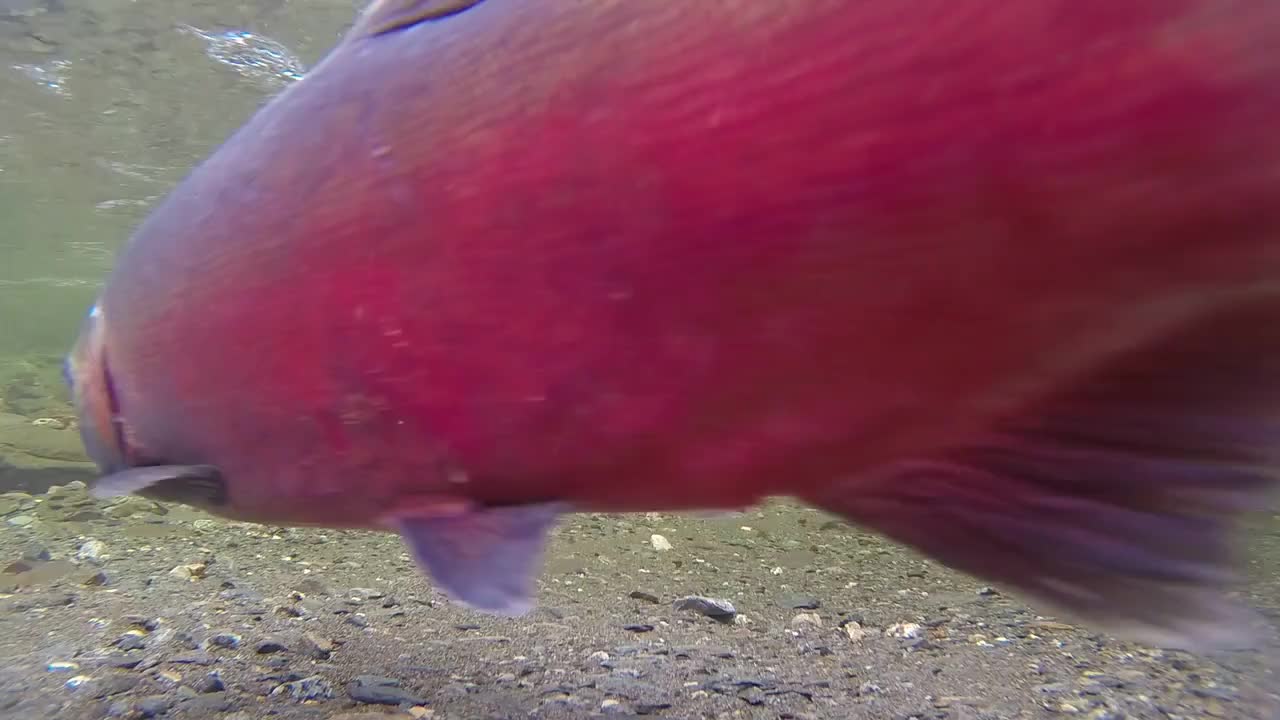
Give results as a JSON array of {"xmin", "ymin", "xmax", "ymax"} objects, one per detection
[{"xmin": 64, "ymin": 302, "xmax": 128, "ymax": 475}]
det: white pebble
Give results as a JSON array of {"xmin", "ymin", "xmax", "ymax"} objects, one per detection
[
  {"xmin": 649, "ymin": 534, "xmax": 673, "ymax": 551},
  {"xmin": 76, "ymin": 539, "xmax": 106, "ymax": 562},
  {"xmin": 886, "ymin": 622, "xmax": 922, "ymax": 639}
]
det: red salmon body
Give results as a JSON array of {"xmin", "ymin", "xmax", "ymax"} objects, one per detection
[{"xmin": 66, "ymin": 0, "xmax": 1280, "ymax": 651}]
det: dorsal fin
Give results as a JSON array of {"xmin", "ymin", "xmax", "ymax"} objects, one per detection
[{"xmin": 349, "ymin": 0, "xmax": 485, "ymax": 39}]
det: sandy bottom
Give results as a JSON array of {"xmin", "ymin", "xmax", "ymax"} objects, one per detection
[{"xmin": 1, "ymin": 481, "xmax": 1277, "ymax": 720}]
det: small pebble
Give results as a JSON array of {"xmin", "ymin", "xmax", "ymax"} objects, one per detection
[
  {"xmin": 64, "ymin": 675, "xmax": 90, "ymax": 689},
  {"xmin": 843, "ymin": 622, "xmax": 868, "ymax": 642},
  {"xmin": 196, "ymin": 671, "xmax": 225, "ymax": 693},
  {"xmin": 348, "ymin": 676, "xmax": 426, "ymax": 706},
  {"xmin": 87, "ymin": 674, "xmax": 140, "ymax": 698},
  {"xmin": 168, "ymin": 563, "xmax": 207, "ymax": 580},
  {"xmin": 778, "ymin": 595, "xmax": 821, "ymax": 610},
  {"xmin": 115, "ymin": 633, "xmax": 147, "ymax": 651},
  {"xmin": 790, "ymin": 612, "xmax": 822, "ymax": 627},
  {"xmin": 207, "ymin": 632, "xmax": 242, "ymax": 649},
  {"xmin": 135, "ymin": 695, "xmax": 171, "ymax": 717},
  {"xmin": 82, "ymin": 570, "xmax": 110, "ymax": 586},
  {"xmin": 886, "ymin": 622, "xmax": 923, "ymax": 639},
  {"xmin": 272, "ymin": 675, "xmax": 334, "ymax": 701},
  {"xmin": 21, "ymin": 544, "xmax": 51, "ymax": 562},
  {"xmin": 672, "ymin": 595, "xmax": 737, "ymax": 622},
  {"xmin": 75, "ymin": 540, "xmax": 106, "ymax": 562},
  {"xmin": 255, "ymin": 637, "xmax": 288, "ymax": 654},
  {"xmin": 298, "ymin": 632, "xmax": 336, "ymax": 659}
]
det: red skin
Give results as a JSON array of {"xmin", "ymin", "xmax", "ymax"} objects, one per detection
[{"xmin": 92, "ymin": 0, "xmax": 1280, "ymax": 531}]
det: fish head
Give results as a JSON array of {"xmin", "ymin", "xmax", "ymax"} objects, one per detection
[
  {"xmin": 64, "ymin": 301, "xmax": 128, "ymax": 475},
  {"xmin": 64, "ymin": 301, "xmax": 229, "ymax": 509}
]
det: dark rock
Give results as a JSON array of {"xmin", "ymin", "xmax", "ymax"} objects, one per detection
[
  {"xmin": 596, "ymin": 675, "xmax": 662, "ymax": 698},
  {"xmin": 272, "ymin": 674, "xmax": 334, "ymax": 701},
  {"xmin": 167, "ymin": 651, "xmax": 216, "ymax": 665},
  {"xmin": 628, "ymin": 591, "xmax": 660, "ymax": 604},
  {"xmin": 254, "ymin": 637, "xmax": 288, "ymax": 654},
  {"xmin": 778, "ymin": 595, "xmax": 821, "ymax": 610},
  {"xmin": 207, "ymin": 632, "xmax": 242, "ymax": 649},
  {"xmin": 134, "ymin": 656, "xmax": 162, "ymax": 672},
  {"xmin": 171, "ymin": 632, "xmax": 201, "ymax": 650},
  {"xmin": 115, "ymin": 633, "xmax": 147, "ymax": 651},
  {"xmin": 82, "ymin": 570, "xmax": 110, "ymax": 586},
  {"xmin": 1191, "ymin": 686, "xmax": 1238, "ymax": 701},
  {"xmin": 218, "ymin": 587, "xmax": 264, "ymax": 603},
  {"xmin": 1034, "ymin": 682, "xmax": 1069, "ymax": 697},
  {"xmin": 180, "ymin": 692, "xmax": 232, "ymax": 714},
  {"xmin": 121, "ymin": 615, "xmax": 160, "ymax": 631},
  {"xmin": 196, "ymin": 671, "xmax": 225, "ymax": 693},
  {"xmin": 20, "ymin": 544, "xmax": 50, "ymax": 562},
  {"xmin": 297, "ymin": 632, "xmax": 336, "ymax": 660},
  {"xmin": 3, "ymin": 591, "xmax": 74, "ymax": 611},
  {"xmin": 347, "ymin": 676, "xmax": 425, "ymax": 706},
  {"xmin": 905, "ymin": 637, "xmax": 936, "ymax": 652},
  {"xmin": 102, "ymin": 652, "xmax": 144, "ymax": 669},
  {"xmin": 672, "ymin": 595, "xmax": 736, "ymax": 621},
  {"xmin": 87, "ymin": 674, "xmax": 140, "ymax": 698},
  {"xmin": 135, "ymin": 695, "xmax": 171, "ymax": 717},
  {"xmin": 293, "ymin": 577, "xmax": 332, "ymax": 596},
  {"xmin": 275, "ymin": 604, "xmax": 306, "ymax": 618}
]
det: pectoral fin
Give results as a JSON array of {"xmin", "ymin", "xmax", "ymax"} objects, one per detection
[
  {"xmin": 393, "ymin": 502, "xmax": 568, "ymax": 615},
  {"xmin": 89, "ymin": 464, "xmax": 227, "ymax": 508}
]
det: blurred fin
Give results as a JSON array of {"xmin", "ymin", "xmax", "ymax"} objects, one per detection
[
  {"xmin": 688, "ymin": 510, "xmax": 750, "ymax": 520},
  {"xmin": 349, "ymin": 0, "xmax": 483, "ymax": 39},
  {"xmin": 90, "ymin": 465, "xmax": 227, "ymax": 507},
  {"xmin": 395, "ymin": 502, "xmax": 567, "ymax": 615},
  {"xmin": 807, "ymin": 294, "xmax": 1280, "ymax": 652}
]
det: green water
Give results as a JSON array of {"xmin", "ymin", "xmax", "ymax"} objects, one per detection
[{"xmin": 0, "ymin": 0, "xmax": 360, "ymax": 357}]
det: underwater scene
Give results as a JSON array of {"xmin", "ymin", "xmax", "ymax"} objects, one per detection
[{"xmin": 2, "ymin": 1, "xmax": 1279, "ymax": 719}]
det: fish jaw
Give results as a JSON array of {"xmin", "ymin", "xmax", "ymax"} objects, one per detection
[{"xmin": 65, "ymin": 301, "xmax": 130, "ymax": 476}]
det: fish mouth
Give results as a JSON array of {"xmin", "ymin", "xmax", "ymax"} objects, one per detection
[{"xmin": 65, "ymin": 301, "xmax": 130, "ymax": 476}]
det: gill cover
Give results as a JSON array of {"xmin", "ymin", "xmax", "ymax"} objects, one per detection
[
  {"xmin": 65, "ymin": 302, "xmax": 128, "ymax": 474},
  {"xmin": 63, "ymin": 302, "xmax": 229, "ymax": 508}
]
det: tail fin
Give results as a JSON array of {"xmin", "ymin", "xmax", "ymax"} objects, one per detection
[{"xmin": 807, "ymin": 293, "xmax": 1280, "ymax": 652}]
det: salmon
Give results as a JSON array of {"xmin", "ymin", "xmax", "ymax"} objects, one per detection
[{"xmin": 65, "ymin": 0, "xmax": 1280, "ymax": 651}]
